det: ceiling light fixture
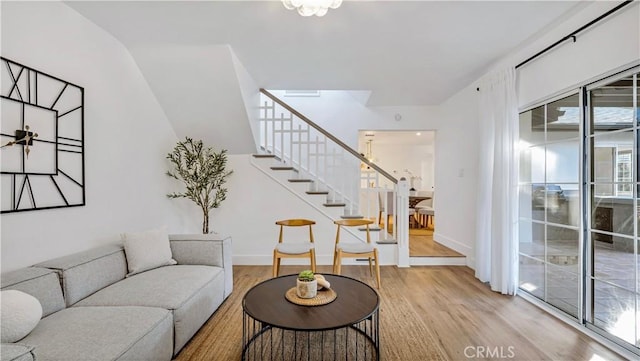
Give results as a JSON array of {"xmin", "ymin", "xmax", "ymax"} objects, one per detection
[
  {"xmin": 365, "ymin": 139, "xmax": 375, "ymax": 163},
  {"xmin": 282, "ymin": 0, "xmax": 343, "ymax": 17}
]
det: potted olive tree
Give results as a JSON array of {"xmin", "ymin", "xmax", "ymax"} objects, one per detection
[{"xmin": 167, "ymin": 137, "xmax": 233, "ymax": 234}]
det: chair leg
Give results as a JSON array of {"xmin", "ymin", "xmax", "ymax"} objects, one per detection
[
  {"xmin": 336, "ymin": 251, "xmax": 342, "ymax": 275},
  {"xmin": 368, "ymin": 257, "xmax": 373, "ymax": 276},
  {"xmin": 374, "ymin": 249, "xmax": 381, "ymax": 289},
  {"xmin": 310, "ymin": 249, "xmax": 316, "ymax": 273},
  {"xmin": 272, "ymin": 251, "xmax": 278, "ymax": 278}
]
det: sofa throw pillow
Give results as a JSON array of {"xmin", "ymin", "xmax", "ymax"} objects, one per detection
[
  {"xmin": 1, "ymin": 290, "xmax": 43, "ymax": 343},
  {"xmin": 121, "ymin": 227, "xmax": 177, "ymax": 277}
]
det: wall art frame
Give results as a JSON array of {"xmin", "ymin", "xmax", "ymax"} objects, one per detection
[{"xmin": 1, "ymin": 57, "xmax": 85, "ymax": 213}]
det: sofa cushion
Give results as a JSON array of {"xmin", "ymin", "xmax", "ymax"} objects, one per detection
[
  {"xmin": 122, "ymin": 227, "xmax": 176, "ymax": 276},
  {"xmin": 35, "ymin": 245, "xmax": 127, "ymax": 307},
  {"xmin": 0, "ymin": 268, "xmax": 64, "ymax": 318},
  {"xmin": 1, "ymin": 290, "xmax": 43, "ymax": 343},
  {"xmin": 74, "ymin": 265, "xmax": 225, "ymax": 354},
  {"xmin": 20, "ymin": 306, "xmax": 173, "ymax": 361},
  {"xmin": 0, "ymin": 344, "xmax": 35, "ymax": 361}
]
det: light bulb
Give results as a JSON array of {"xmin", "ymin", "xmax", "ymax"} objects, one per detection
[
  {"xmin": 315, "ymin": 7, "xmax": 328, "ymax": 16},
  {"xmin": 329, "ymin": 0, "xmax": 342, "ymax": 9},
  {"xmin": 298, "ymin": 5, "xmax": 318, "ymax": 16},
  {"xmin": 282, "ymin": 0, "xmax": 295, "ymax": 10}
]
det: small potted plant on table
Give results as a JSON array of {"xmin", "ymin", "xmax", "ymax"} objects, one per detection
[{"xmin": 296, "ymin": 270, "xmax": 317, "ymax": 299}]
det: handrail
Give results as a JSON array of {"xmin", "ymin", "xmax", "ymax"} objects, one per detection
[{"xmin": 260, "ymin": 88, "xmax": 398, "ymax": 184}]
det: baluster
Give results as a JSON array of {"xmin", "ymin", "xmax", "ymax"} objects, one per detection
[
  {"xmin": 288, "ymin": 115, "xmax": 294, "ymax": 168},
  {"xmin": 298, "ymin": 124, "xmax": 303, "ymax": 174},
  {"xmin": 271, "ymin": 114, "xmax": 276, "ymax": 159},
  {"xmin": 314, "ymin": 135, "xmax": 319, "ymax": 190},
  {"xmin": 279, "ymin": 113, "xmax": 284, "ymax": 162}
]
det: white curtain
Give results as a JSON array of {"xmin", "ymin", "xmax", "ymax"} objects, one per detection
[{"xmin": 475, "ymin": 67, "xmax": 519, "ymax": 295}]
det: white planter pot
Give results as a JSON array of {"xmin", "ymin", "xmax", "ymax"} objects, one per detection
[{"xmin": 296, "ymin": 279, "xmax": 318, "ymax": 299}]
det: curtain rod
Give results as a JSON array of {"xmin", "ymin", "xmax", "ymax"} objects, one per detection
[
  {"xmin": 515, "ymin": 0, "xmax": 633, "ymax": 69},
  {"xmin": 476, "ymin": 0, "xmax": 633, "ymax": 92}
]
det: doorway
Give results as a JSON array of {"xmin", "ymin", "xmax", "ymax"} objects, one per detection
[{"xmin": 357, "ymin": 130, "xmax": 459, "ymax": 257}]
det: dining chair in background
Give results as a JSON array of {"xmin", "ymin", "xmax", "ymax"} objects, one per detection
[
  {"xmin": 332, "ymin": 219, "xmax": 381, "ymax": 288},
  {"xmin": 416, "ymin": 191, "xmax": 435, "ymax": 227},
  {"xmin": 273, "ymin": 219, "xmax": 317, "ymax": 277}
]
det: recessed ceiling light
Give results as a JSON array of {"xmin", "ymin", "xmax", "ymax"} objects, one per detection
[{"xmin": 416, "ymin": 132, "xmax": 421, "ymax": 136}]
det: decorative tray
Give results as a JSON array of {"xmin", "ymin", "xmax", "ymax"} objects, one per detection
[{"xmin": 285, "ymin": 287, "xmax": 337, "ymax": 306}]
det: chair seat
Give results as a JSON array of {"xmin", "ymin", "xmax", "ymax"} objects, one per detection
[
  {"xmin": 418, "ymin": 206, "xmax": 434, "ymax": 216},
  {"xmin": 276, "ymin": 242, "xmax": 314, "ymax": 254},
  {"xmin": 337, "ymin": 242, "xmax": 375, "ymax": 254}
]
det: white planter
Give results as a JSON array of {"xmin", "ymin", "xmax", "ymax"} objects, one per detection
[{"xmin": 296, "ymin": 279, "xmax": 318, "ymax": 299}]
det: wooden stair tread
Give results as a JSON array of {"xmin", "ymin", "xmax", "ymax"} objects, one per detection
[
  {"xmin": 340, "ymin": 215, "xmax": 364, "ymax": 219},
  {"xmin": 376, "ymin": 240, "xmax": 397, "ymax": 244},
  {"xmin": 358, "ymin": 227, "xmax": 382, "ymax": 232},
  {"xmin": 288, "ymin": 179, "xmax": 313, "ymax": 183},
  {"xmin": 306, "ymin": 191, "xmax": 329, "ymax": 195},
  {"xmin": 252, "ymin": 154, "xmax": 276, "ymax": 158},
  {"xmin": 323, "ymin": 203, "xmax": 346, "ymax": 207},
  {"xmin": 270, "ymin": 166, "xmax": 297, "ymax": 172}
]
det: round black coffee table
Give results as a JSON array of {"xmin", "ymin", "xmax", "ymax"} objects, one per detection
[{"xmin": 242, "ymin": 274, "xmax": 380, "ymax": 360}]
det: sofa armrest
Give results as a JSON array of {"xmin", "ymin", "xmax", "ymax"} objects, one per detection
[
  {"xmin": 169, "ymin": 234, "xmax": 233, "ymax": 298},
  {"xmin": 1, "ymin": 343, "xmax": 36, "ymax": 361}
]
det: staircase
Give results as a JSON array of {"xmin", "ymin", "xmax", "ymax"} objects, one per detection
[{"xmin": 251, "ymin": 89, "xmax": 410, "ymax": 252}]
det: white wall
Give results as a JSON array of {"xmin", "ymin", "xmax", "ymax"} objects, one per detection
[
  {"xmin": 370, "ymin": 142, "xmax": 435, "ymax": 191},
  {"xmin": 0, "ymin": 2, "xmax": 180, "ymax": 272},
  {"xmin": 128, "ymin": 44, "xmax": 257, "ymax": 154},
  {"xmin": 450, "ymin": 1, "xmax": 639, "ymax": 268},
  {"xmin": 431, "ymin": 86, "xmax": 479, "ymax": 265},
  {"xmin": 209, "ymin": 154, "xmax": 387, "ymax": 266},
  {"xmin": 510, "ymin": 1, "xmax": 638, "ymax": 108}
]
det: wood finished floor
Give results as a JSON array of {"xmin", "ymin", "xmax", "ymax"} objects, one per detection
[
  {"xmin": 174, "ymin": 265, "xmax": 625, "ymax": 361},
  {"xmin": 409, "ymin": 226, "xmax": 464, "ymax": 257}
]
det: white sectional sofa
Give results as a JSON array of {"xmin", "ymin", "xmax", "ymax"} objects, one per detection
[{"xmin": 0, "ymin": 234, "xmax": 233, "ymax": 361}]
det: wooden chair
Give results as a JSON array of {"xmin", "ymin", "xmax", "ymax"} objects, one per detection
[
  {"xmin": 332, "ymin": 219, "xmax": 381, "ymax": 288},
  {"xmin": 416, "ymin": 191, "xmax": 435, "ymax": 227},
  {"xmin": 273, "ymin": 219, "xmax": 317, "ymax": 277}
]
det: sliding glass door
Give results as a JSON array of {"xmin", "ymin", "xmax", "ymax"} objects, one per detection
[
  {"xmin": 518, "ymin": 67, "xmax": 639, "ymax": 353},
  {"xmin": 518, "ymin": 93, "xmax": 581, "ymax": 319},
  {"xmin": 586, "ymin": 71, "xmax": 639, "ymax": 349}
]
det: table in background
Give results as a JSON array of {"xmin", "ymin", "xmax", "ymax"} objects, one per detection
[
  {"xmin": 242, "ymin": 274, "xmax": 380, "ymax": 360},
  {"xmin": 409, "ymin": 196, "xmax": 431, "ymax": 209}
]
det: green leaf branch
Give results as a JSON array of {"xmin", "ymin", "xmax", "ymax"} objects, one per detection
[{"xmin": 166, "ymin": 137, "xmax": 233, "ymax": 234}]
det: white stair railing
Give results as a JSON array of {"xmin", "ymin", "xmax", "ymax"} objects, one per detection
[{"xmin": 259, "ymin": 89, "xmax": 405, "ymax": 245}]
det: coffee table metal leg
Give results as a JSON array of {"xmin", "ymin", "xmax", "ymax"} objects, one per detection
[{"xmin": 242, "ymin": 309, "xmax": 380, "ymax": 360}]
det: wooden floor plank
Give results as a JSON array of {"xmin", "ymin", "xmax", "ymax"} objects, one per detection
[
  {"xmin": 174, "ymin": 265, "xmax": 626, "ymax": 361},
  {"xmin": 409, "ymin": 226, "xmax": 465, "ymax": 257}
]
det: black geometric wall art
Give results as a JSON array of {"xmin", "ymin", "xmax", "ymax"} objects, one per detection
[{"xmin": 1, "ymin": 57, "xmax": 85, "ymax": 213}]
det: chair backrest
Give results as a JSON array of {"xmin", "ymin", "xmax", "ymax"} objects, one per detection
[
  {"xmin": 377, "ymin": 192, "xmax": 385, "ymax": 212},
  {"xmin": 386, "ymin": 191, "xmax": 395, "ymax": 215},
  {"xmin": 333, "ymin": 219, "xmax": 373, "ymax": 244},
  {"xmin": 275, "ymin": 219, "xmax": 315, "ymax": 243}
]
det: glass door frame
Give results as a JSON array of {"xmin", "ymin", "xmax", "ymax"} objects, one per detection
[
  {"xmin": 518, "ymin": 65, "xmax": 640, "ymax": 356},
  {"xmin": 583, "ymin": 67, "xmax": 639, "ymax": 354}
]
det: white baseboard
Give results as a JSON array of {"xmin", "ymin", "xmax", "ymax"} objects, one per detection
[
  {"xmin": 233, "ymin": 254, "xmax": 397, "ymax": 266},
  {"xmin": 433, "ymin": 232, "xmax": 472, "ymax": 255}
]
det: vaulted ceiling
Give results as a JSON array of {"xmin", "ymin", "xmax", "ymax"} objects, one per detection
[{"xmin": 67, "ymin": 0, "xmax": 583, "ymax": 106}]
